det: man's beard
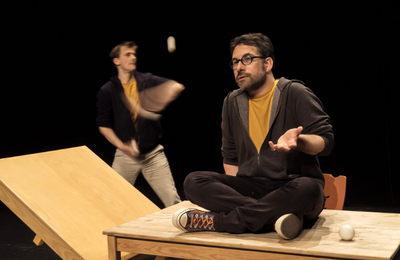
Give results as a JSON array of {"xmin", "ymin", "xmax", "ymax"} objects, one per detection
[{"xmin": 235, "ymin": 66, "xmax": 267, "ymax": 92}]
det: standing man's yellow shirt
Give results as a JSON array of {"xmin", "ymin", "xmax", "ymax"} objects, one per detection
[
  {"xmin": 249, "ymin": 80, "xmax": 279, "ymax": 152},
  {"xmin": 122, "ymin": 78, "xmax": 139, "ymax": 123}
]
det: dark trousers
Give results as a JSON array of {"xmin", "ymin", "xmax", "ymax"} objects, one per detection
[{"xmin": 184, "ymin": 171, "xmax": 325, "ymax": 234}]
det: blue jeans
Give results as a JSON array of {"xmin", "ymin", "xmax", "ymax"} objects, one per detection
[{"xmin": 184, "ymin": 171, "xmax": 325, "ymax": 233}]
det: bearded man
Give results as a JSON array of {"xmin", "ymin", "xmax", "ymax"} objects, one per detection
[{"xmin": 172, "ymin": 33, "xmax": 334, "ymax": 240}]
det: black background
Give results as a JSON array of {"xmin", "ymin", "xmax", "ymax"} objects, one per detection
[
  {"xmin": 1, "ymin": 3, "xmax": 400, "ymax": 256},
  {"xmin": 1, "ymin": 1, "xmax": 399, "ymax": 259},
  {"xmin": 2, "ymin": 1, "xmax": 399, "ymax": 210}
]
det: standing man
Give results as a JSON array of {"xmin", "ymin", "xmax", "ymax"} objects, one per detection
[
  {"xmin": 96, "ymin": 41, "xmax": 182, "ymax": 207},
  {"xmin": 172, "ymin": 33, "xmax": 334, "ymax": 239}
]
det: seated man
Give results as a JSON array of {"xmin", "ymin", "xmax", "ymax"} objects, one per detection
[{"xmin": 172, "ymin": 33, "xmax": 334, "ymax": 240}]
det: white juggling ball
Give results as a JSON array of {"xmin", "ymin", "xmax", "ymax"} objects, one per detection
[
  {"xmin": 339, "ymin": 224, "xmax": 355, "ymax": 240},
  {"xmin": 167, "ymin": 36, "xmax": 176, "ymax": 53}
]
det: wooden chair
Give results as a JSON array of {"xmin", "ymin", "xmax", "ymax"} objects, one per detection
[{"xmin": 323, "ymin": 173, "xmax": 347, "ymax": 210}]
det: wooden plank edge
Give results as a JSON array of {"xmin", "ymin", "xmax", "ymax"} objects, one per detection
[{"xmin": 115, "ymin": 237, "xmax": 346, "ymax": 260}]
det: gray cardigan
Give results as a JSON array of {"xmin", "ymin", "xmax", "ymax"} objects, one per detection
[{"xmin": 221, "ymin": 77, "xmax": 334, "ymax": 182}]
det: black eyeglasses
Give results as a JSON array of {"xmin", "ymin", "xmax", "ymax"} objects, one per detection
[{"xmin": 230, "ymin": 54, "xmax": 267, "ymax": 70}]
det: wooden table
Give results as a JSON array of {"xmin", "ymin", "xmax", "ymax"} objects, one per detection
[{"xmin": 104, "ymin": 200, "xmax": 400, "ymax": 260}]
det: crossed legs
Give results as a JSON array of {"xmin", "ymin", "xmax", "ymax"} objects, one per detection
[{"xmin": 183, "ymin": 171, "xmax": 325, "ymax": 233}]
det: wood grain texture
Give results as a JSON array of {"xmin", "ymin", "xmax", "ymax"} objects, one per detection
[
  {"xmin": 116, "ymin": 237, "xmax": 337, "ymax": 260},
  {"xmin": 104, "ymin": 201, "xmax": 400, "ymax": 260},
  {"xmin": 107, "ymin": 236, "xmax": 121, "ymax": 260},
  {"xmin": 0, "ymin": 146, "xmax": 160, "ymax": 260}
]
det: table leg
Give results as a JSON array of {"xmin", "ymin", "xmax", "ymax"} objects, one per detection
[
  {"xmin": 107, "ymin": 236, "xmax": 121, "ymax": 260},
  {"xmin": 33, "ymin": 234, "xmax": 44, "ymax": 246}
]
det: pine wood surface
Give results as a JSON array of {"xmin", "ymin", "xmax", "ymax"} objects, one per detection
[
  {"xmin": 0, "ymin": 146, "xmax": 160, "ymax": 260},
  {"xmin": 104, "ymin": 200, "xmax": 400, "ymax": 260}
]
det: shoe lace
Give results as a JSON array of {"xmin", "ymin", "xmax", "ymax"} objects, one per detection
[{"xmin": 190, "ymin": 212, "xmax": 214, "ymax": 230}]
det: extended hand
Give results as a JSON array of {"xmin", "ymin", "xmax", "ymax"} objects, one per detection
[{"xmin": 268, "ymin": 126, "xmax": 303, "ymax": 153}]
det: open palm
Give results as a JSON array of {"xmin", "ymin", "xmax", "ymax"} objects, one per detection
[{"xmin": 269, "ymin": 126, "xmax": 303, "ymax": 153}]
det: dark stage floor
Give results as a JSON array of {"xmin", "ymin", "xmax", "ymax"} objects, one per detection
[{"xmin": 1, "ymin": 175, "xmax": 400, "ymax": 260}]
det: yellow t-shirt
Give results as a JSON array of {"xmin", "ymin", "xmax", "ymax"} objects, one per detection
[
  {"xmin": 249, "ymin": 80, "xmax": 279, "ymax": 152},
  {"xmin": 122, "ymin": 78, "xmax": 139, "ymax": 122}
]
